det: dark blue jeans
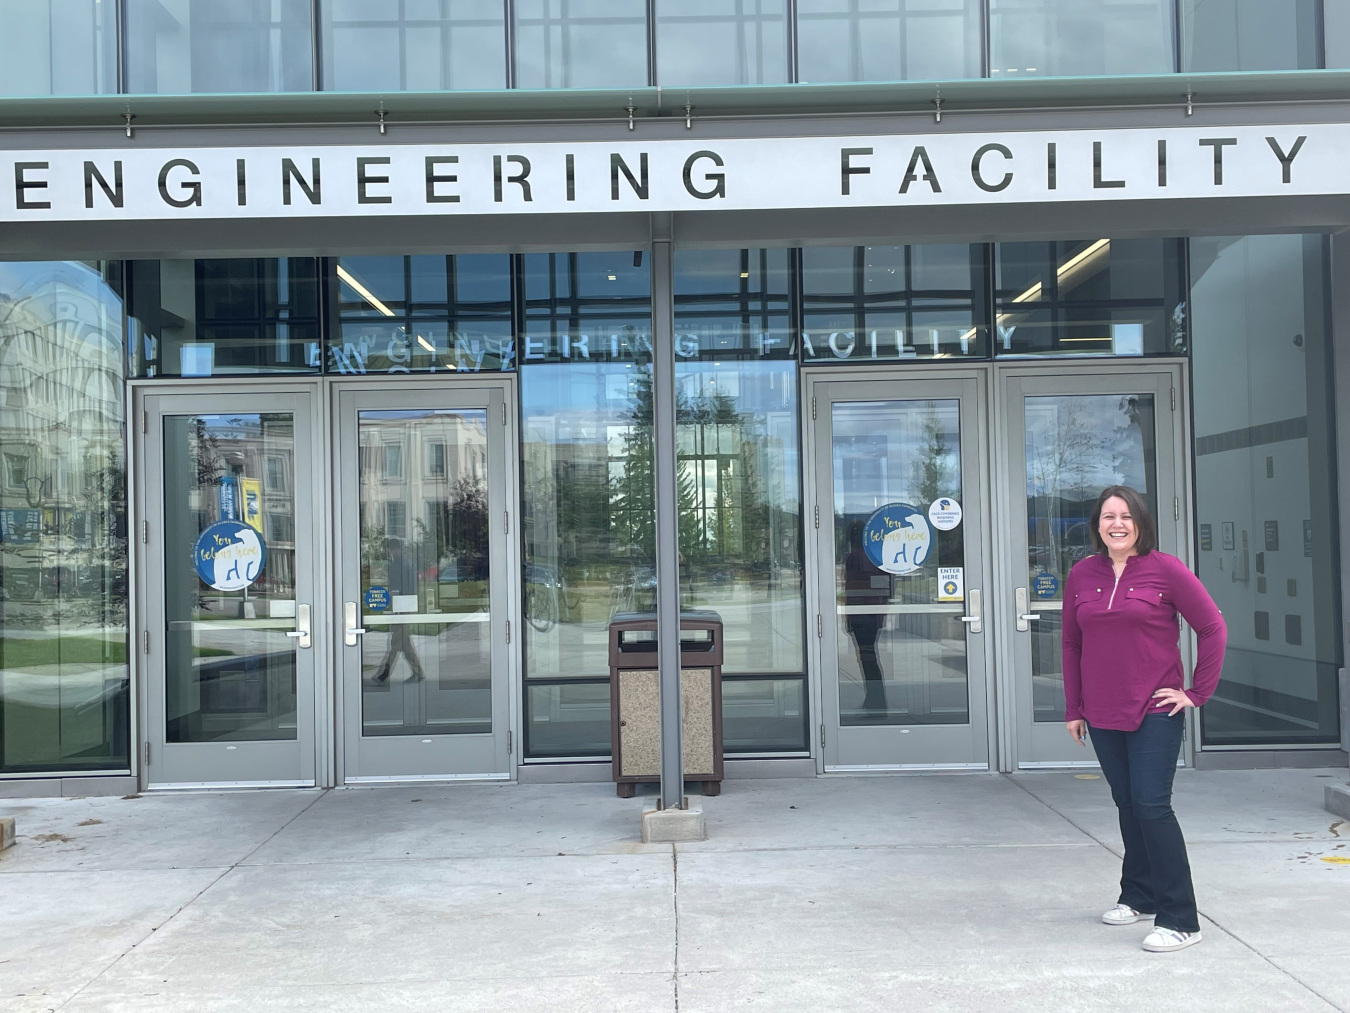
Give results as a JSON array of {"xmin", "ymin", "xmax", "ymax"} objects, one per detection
[{"xmin": 1089, "ymin": 714, "xmax": 1199, "ymax": 933}]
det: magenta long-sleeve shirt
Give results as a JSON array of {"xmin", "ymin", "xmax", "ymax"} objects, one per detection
[{"xmin": 1061, "ymin": 551, "xmax": 1227, "ymax": 731}]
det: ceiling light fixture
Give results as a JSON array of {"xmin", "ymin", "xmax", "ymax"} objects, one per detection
[{"xmin": 336, "ymin": 265, "xmax": 395, "ymax": 317}]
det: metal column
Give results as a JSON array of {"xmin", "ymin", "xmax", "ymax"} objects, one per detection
[{"xmin": 651, "ymin": 230, "xmax": 684, "ymax": 811}]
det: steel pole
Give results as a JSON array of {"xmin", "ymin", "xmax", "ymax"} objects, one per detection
[{"xmin": 650, "ymin": 233, "xmax": 683, "ymax": 810}]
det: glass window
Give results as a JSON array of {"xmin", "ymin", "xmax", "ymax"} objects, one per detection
[
  {"xmin": 1182, "ymin": 0, "xmax": 1320, "ymax": 71},
  {"xmin": 0, "ymin": 261, "xmax": 129, "ymax": 774},
  {"xmin": 674, "ymin": 249, "xmax": 806, "ymax": 752},
  {"xmin": 126, "ymin": 0, "xmax": 314, "ymax": 94},
  {"xmin": 655, "ymin": 0, "xmax": 787, "ymax": 86},
  {"xmin": 1191, "ymin": 235, "xmax": 1342, "ymax": 747},
  {"xmin": 1327, "ymin": 0, "xmax": 1350, "ymax": 68},
  {"xmin": 514, "ymin": 0, "xmax": 648, "ymax": 89},
  {"xmin": 328, "ymin": 255, "xmax": 514, "ymax": 375},
  {"xmin": 0, "ymin": 0, "xmax": 116, "ymax": 96},
  {"xmin": 801, "ymin": 245, "xmax": 989, "ymax": 363},
  {"xmin": 994, "ymin": 239, "xmax": 1186, "ymax": 357},
  {"xmin": 796, "ymin": 0, "xmax": 982, "ymax": 83},
  {"xmin": 988, "ymin": 0, "xmax": 1174, "ymax": 78},
  {"xmin": 520, "ymin": 251, "xmax": 652, "ymax": 757},
  {"xmin": 128, "ymin": 259, "xmax": 322, "ymax": 377},
  {"xmin": 322, "ymin": 0, "xmax": 507, "ymax": 91}
]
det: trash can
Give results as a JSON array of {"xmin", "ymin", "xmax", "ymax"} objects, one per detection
[{"xmin": 609, "ymin": 610, "xmax": 724, "ymax": 798}]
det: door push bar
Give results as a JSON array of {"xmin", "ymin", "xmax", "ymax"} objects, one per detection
[
  {"xmin": 1015, "ymin": 587, "xmax": 1040, "ymax": 633},
  {"xmin": 284, "ymin": 603, "xmax": 312, "ymax": 649},
  {"xmin": 343, "ymin": 601, "xmax": 367, "ymax": 647},
  {"xmin": 959, "ymin": 588, "xmax": 983, "ymax": 634}
]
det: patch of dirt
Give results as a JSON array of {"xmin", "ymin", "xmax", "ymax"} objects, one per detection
[
  {"xmin": 32, "ymin": 833, "xmax": 75, "ymax": 844},
  {"xmin": 76, "ymin": 819, "xmax": 103, "ymax": 827}
]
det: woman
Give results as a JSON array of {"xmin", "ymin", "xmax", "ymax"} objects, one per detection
[{"xmin": 1062, "ymin": 485, "xmax": 1226, "ymax": 953}]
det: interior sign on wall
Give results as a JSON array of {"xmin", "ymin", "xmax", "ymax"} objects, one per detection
[{"xmin": 0, "ymin": 123, "xmax": 1338, "ymax": 222}]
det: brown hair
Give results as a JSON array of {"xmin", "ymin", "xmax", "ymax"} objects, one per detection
[{"xmin": 1089, "ymin": 485, "xmax": 1156, "ymax": 556}]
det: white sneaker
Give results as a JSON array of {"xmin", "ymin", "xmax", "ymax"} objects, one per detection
[
  {"xmin": 1101, "ymin": 904, "xmax": 1154, "ymax": 926},
  {"xmin": 1142, "ymin": 927, "xmax": 1203, "ymax": 952}
]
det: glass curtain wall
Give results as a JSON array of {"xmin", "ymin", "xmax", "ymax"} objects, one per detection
[
  {"xmin": 1190, "ymin": 235, "xmax": 1342, "ymax": 746},
  {"xmin": 988, "ymin": 0, "xmax": 1174, "ymax": 77},
  {"xmin": 0, "ymin": 262, "xmax": 129, "ymax": 774},
  {"xmin": 994, "ymin": 239, "xmax": 1187, "ymax": 356},
  {"xmin": 0, "ymin": 0, "xmax": 116, "ymax": 96},
  {"xmin": 654, "ymin": 0, "xmax": 789, "ymax": 86},
  {"xmin": 127, "ymin": 259, "xmax": 322, "ymax": 378},
  {"xmin": 1182, "ymin": 0, "xmax": 1321, "ymax": 71},
  {"xmin": 514, "ymin": 0, "xmax": 649, "ymax": 89},
  {"xmin": 801, "ymin": 245, "xmax": 989, "ymax": 364},
  {"xmin": 321, "ymin": 0, "xmax": 507, "ymax": 91},
  {"xmin": 327, "ymin": 255, "xmax": 514, "ymax": 374},
  {"xmin": 519, "ymin": 251, "xmax": 652, "ymax": 756},
  {"xmin": 796, "ymin": 0, "xmax": 983, "ymax": 82},
  {"xmin": 673, "ymin": 249, "xmax": 806, "ymax": 752},
  {"xmin": 125, "ymin": 0, "xmax": 314, "ymax": 93}
]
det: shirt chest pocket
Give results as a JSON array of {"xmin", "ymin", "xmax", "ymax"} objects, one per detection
[
  {"xmin": 1123, "ymin": 586, "xmax": 1171, "ymax": 610},
  {"xmin": 1074, "ymin": 587, "xmax": 1106, "ymax": 608}
]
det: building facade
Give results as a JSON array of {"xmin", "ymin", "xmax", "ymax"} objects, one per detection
[{"xmin": 1, "ymin": 0, "xmax": 1347, "ymax": 793}]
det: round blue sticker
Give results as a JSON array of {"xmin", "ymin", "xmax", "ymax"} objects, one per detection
[
  {"xmin": 862, "ymin": 503, "xmax": 933, "ymax": 576},
  {"xmin": 1033, "ymin": 572, "xmax": 1060, "ymax": 599},
  {"xmin": 364, "ymin": 586, "xmax": 390, "ymax": 612},
  {"xmin": 193, "ymin": 521, "xmax": 266, "ymax": 591}
]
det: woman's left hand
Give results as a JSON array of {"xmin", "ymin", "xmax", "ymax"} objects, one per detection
[{"xmin": 1152, "ymin": 687, "xmax": 1196, "ymax": 716}]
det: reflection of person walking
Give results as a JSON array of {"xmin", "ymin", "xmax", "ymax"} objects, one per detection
[
  {"xmin": 1063, "ymin": 485, "xmax": 1226, "ymax": 954},
  {"xmin": 844, "ymin": 520, "xmax": 888, "ymax": 716},
  {"xmin": 373, "ymin": 538, "xmax": 425, "ymax": 684}
]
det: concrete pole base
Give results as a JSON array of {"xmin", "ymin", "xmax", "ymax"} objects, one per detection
[
  {"xmin": 641, "ymin": 799, "xmax": 706, "ymax": 843},
  {"xmin": 0, "ymin": 816, "xmax": 14, "ymax": 852},
  {"xmin": 1326, "ymin": 783, "xmax": 1350, "ymax": 820}
]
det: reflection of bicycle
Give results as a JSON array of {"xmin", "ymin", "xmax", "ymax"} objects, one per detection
[{"xmin": 524, "ymin": 564, "xmax": 562, "ymax": 633}]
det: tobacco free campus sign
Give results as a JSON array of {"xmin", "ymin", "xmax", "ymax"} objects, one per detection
[{"xmin": 0, "ymin": 123, "xmax": 1339, "ymax": 222}]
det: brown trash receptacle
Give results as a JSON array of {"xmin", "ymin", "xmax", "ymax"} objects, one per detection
[{"xmin": 608, "ymin": 610, "xmax": 724, "ymax": 798}]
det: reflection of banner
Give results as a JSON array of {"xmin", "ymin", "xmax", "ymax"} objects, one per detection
[
  {"xmin": 240, "ymin": 478, "xmax": 263, "ymax": 533},
  {"xmin": 0, "ymin": 508, "xmax": 41, "ymax": 543},
  {"xmin": 218, "ymin": 477, "xmax": 240, "ymax": 521}
]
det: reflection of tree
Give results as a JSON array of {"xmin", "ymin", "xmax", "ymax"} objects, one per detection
[
  {"xmin": 912, "ymin": 405, "xmax": 953, "ymax": 508},
  {"xmin": 1029, "ymin": 400, "xmax": 1110, "ymax": 570}
]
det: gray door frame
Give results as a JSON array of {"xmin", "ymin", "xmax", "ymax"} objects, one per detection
[
  {"xmin": 330, "ymin": 377, "xmax": 520, "ymax": 785},
  {"xmin": 803, "ymin": 365, "xmax": 998, "ymax": 773},
  {"xmin": 802, "ymin": 360, "xmax": 1196, "ymax": 774},
  {"xmin": 990, "ymin": 360, "xmax": 1194, "ymax": 771},
  {"xmin": 133, "ymin": 378, "xmax": 326, "ymax": 788}
]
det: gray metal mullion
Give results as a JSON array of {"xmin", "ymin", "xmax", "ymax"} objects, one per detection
[
  {"xmin": 116, "ymin": 0, "xmax": 128, "ymax": 94},
  {"xmin": 647, "ymin": 0, "xmax": 658, "ymax": 86},
  {"xmin": 786, "ymin": 0, "xmax": 798, "ymax": 83},
  {"xmin": 505, "ymin": 0, "xmax": 517, "ymax": 88},
  {"xmin": 651, "ymin": 237, "xmax": 683, "ymax": 810},
  {"xmin": 312, "ymin": 0, "xmax": 324, "ymax": 91}
]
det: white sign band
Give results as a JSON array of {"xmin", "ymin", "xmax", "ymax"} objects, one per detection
[{"xmin": 1, "ymin": 123, "xmax": 1329, "ymax": 223}]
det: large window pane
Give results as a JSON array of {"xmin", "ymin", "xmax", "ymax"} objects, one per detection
[
  {"xmin": 1182, "ymin": 0, "xmax": 1320, "ymax": 71},
  {"xmin": 128, "ymin": 259, "xmax": 322, "ymax": 377},
  {"xmin": 126, "ymin": 0, "xmax": 314, "ymax": 94},
  {"xmin": 514, "ymin": 0, "xmax": 648, "ymax": 89},
  {"xmin": 520, "ymin": 251, "xmax": 651, "ymax": 757},
  {"xmin": 802, "ymin": 245, "xmax": 988, "ymax": 363},
  {"xmin": 655, "ymin": 0, "xmax": 788, "ymax": 86},
  {"xmin": 994, "ymin": 239, "xmax": 1186, "ymax": 357},
  {"xmin": 797, "ymin": 0, "xmax": 982, "ymax": 83},
  {"xmin": 989, "ymin": 0, "xmax": 1174, "ymax": 78},
  {"xmin": 1191, "ymin": 235, "xmax": 1342, "ymax": 747},
  {"xmin": 327, "ymin": 255, "xmax": 514, "ymax": 375},
  {"xmin": 0, "ymin": 262, "xmax": 128, "ymax": 774},
  {"xmin": 322, "ymin": 0, "xmax": 507, "ymax": 91},
  {"xmin": 0, "ymin": 0, "xmax": 116, "ymax": 96}
]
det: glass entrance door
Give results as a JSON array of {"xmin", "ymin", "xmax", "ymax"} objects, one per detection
[
  {"xmin": 334, "ymin": 382, "xmax": 516, "ymax": 781},
  {"xmin": 810, "ymin": 375, "xmax": 991, "ymax": 769},
  {"xmin": 1001, "ymin": 367, "xmax": 1184, "ymax": 767},
  {"xmin": 140, "ymin": 388, "xmax": 318, "ymax": 787}
]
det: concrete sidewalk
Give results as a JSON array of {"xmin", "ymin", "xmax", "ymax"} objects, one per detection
[{"xmin": 2, "ymin": 768, "xmax": 1348, "ymax": 1013}]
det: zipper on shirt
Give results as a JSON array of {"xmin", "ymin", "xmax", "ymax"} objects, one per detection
[{"xmin": 1107, "ymin": 571, "xmax": 1123, "ymax": 609}]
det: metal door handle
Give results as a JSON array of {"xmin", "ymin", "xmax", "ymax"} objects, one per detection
[
  {"xmin": 344, "ymin": 601, "xmax": 366, "ymax": 647},
  {"xmin": 959, "ymin": 588, "xmax": 982, "ymax": 634},
  {"xmin": 1015, "ymin": 587, "xmax": 1033, "ymax": 632},
  {"xmin": 1019, "ymin": 614, "xmax": 1040, "ymax": 622},
  {"xmin": 288, "ymin": 603, "xmax": 312, "ymax": 649}
]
